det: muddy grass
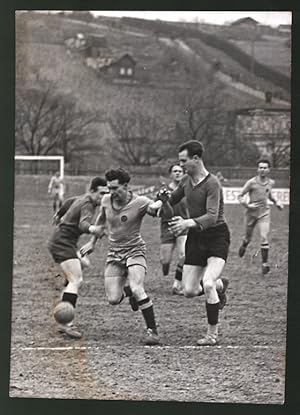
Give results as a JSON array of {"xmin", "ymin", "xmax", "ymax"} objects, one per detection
[{"xmin": 9, "ymin": 199, "xmax": 289, "ymax": 403}]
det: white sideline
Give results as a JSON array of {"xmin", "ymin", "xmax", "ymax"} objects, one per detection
[{"xmin": 11, "ymin": 345, "xmax": 284, "ymax": 351}]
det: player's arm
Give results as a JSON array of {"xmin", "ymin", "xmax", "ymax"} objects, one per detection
[
  {"xmin": 268, "ymin": 181, "xmax": 284, "ymax": 210},
  {"xmin": 80, "ymin": 207, "xmax": 107, "ymax": 256},
  {"xmin": 169, "ymin": 180, "xmax": 220, "ymax": 235},
  {"xmin": 52, "ymin": 196, "xmax": 76, "ymax": 225},
  {"xmin": 237, "ymin": 181, "xmax": 251, "ymax": 207},
  {"xmin": 79, "ymin": 202, "xmax": 106, "ymax": 236},
  {"xmin": 192, "ymin": 181, "xmax": 220, "ymax": 230},
  {"xmin": 48, "ymin": 177, "xmax": 54, "ymax": 193}
]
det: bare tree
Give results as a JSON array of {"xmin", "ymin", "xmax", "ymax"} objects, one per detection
[
  {"xmin": 109, "ymin": 111, "xmax": 170, "ymax": 166},
  {"xmin": 265, "ymin": 135, "xmax": 290, "ymax": 168},
  {"xmin": 15, "ymin": 82, "xmax": 96, "ymax": 162}
]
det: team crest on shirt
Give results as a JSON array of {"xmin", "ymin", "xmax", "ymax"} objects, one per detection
[{"xmin": 121, "ymin": 215, "xmax": 128, "ymax": 222}]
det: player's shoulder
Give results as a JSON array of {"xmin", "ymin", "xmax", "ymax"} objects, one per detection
[
  {"xmin": 132, "ymin": 193, "xmax": 152, "ymax": 206},
  {"xmin": 247, "ymin": 177, "xmax": 257, "ymax": 186},
  {"xmin": 209, "ymin": 173, "xmax": 221, "ymax": 184},
  {"xmin": 207, "ymin": 173, "xmax": 222, "ymax": 188},
  {"xmin": 269, "ymin": 178, "xmax": 275, "ymax": 186},
  {"xmin": 177, "ymin": 174, "xmax": 189, "ymax": 187}
]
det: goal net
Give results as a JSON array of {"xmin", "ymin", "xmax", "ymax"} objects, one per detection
[{"xmin": 14, "ymin": 155, "xmax": 64, "ymax": 178}]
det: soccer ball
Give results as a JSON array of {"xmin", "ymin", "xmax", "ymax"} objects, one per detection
[
  {"xmin": 53, "ymin": 301, "xmax": 75, "ymax": 324},
  {"xmin": 77, "ymin": 250, "xmax": 91, "ymax": 268}
]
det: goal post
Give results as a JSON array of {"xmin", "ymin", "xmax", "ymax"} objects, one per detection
[{"xmin": 14, "ymin": 155, "xmax": 64, "ymax": 178}]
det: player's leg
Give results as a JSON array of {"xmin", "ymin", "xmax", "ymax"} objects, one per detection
[
  {"xmin": 172, "ymin": 235, "xmax": 187, "ymax": 295},
  {"xmin": 58, "ymin": 258, "xmax": 83, "ymax": 339},
  {"xmin": 159, "ymin": 243, "xmax": 174, "ymax": 277},
  {"xmin": 197, "ymin": 257, "xmax": 226, "ymax": 346},
  {"xmin": 182, "ymin": 265, "xmax": 204, "ymax": 297},
  {"xmin": 238, "ymin": 214, "xmax": 256, "ymax": 257},
  {"xmin": 104, "ymin": 262, "xmax": 127, "ymax": 305},
  {"xmin": 127, "ymin": 258, "xmax": 159, "ymax": 345},
  {"xmin": 258, "ymin": 215, "xmax": 271, "ymax": 274},
  {"xmin": 58, "ymin": 191, "xmax": 64, "ymax": 210},
  {"xmin": 52, "ymin": 193, "xmax": 58, "ymax": 212},
  {"xmin": 60, "ymin": 258, "xmax": 83, "ymax": 303},
  {"xmin": 181, "ymin": 230, "xmax": 204, "ymax": 297}
]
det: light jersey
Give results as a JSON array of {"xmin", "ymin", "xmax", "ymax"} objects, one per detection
[
  {"xmin": 52, "ymin": 177, "xmax": 63, "ymax": 189},
  {"xmin": 100, "ymin": 192, "xmax": 153, "ymax": 248},
  {"xmin": 241, "ymin": 176, "xmax": 275, "ymax": 216},
  {"xmin": 49, "ymin": 176, "xmax": 64, "ymax": 193}
]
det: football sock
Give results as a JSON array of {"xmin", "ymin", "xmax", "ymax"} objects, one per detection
[
  {"xmin": 174, "ymin": 263, "xmax": 183, "ymax": 281},
  {"xmin": 138, "ymin": 297, "xmax": 157, "ymax": 333},
  {"xmin": 261, "ymin": 244, "xmax": 269, "ymax": 263},
  {"xmin": 206, "ymin": 301, "xmax": 220, "ymax": 325},
  {"xmin": 62, "ymin": 292, "xmax": 77, "ymax": 308},
  {"xmin": 162, "ymin": 263, "xmax": 170, "ymax": 276}
]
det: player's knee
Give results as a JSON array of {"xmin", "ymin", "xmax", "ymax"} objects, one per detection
[
  {"xmin": 183, "ymin": 284, "xmax": 198, "ymax": 298},
  {"xmin": 178, "ymin": 253, "xmax": 185, "ymax": 265},
  {"xmin": 130, "ymin": 285, "xmax": 146, "ymax": 301},
  {"xmin": 203, "ymin": 279, "xmax": 215, "ymax": 294},
  {"xmin": 107, "ymin": 292, "xmax": 123, "ymax": 305}
]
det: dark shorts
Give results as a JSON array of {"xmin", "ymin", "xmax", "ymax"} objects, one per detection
[
  {"xmin": 48, "ymin": 226, "xmax": 79, "ymax": 264},
  {"xmin": 185, "ymin": 223, "xmax": 230, "ymax": 267},
  {"xmin": 160, "ymin": 221, "xmax": 187, "ymax": 244}
]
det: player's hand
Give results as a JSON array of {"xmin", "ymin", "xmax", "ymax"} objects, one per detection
[
  {"xmin": 156, "ymin": 187, "xmax": 171, "ymax": 203},
  {"xmin": 52, "ymin": 213, "xmax": 60, "ymax": 225},
  {"xmin": 168, "ymin": 216, "xmax": 187, "ymax": 236},
  {"xmin": 247, "ymin": 201, "xmax": 264, "ymax": 209},
  {"xmin": 80, "ymin": 240, "xmax": 96, "ymax": 256},
  {"xmin": 276, "ymin": 202, "xmax": 284, "ymax": 210}
]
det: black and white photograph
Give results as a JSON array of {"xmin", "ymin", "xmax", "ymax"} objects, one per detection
[{"xmin": 10, "ymin": 10, "xmax": 291, "ymax": 403}]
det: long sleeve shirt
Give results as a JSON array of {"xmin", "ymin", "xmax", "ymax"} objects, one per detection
[
  {"xmin": 59, "ymin": 193, "xmax": 99, "ymax": 238},
  {"xmin": 169, "ymin": 173, "xmax": 226, "ymax": 231}
]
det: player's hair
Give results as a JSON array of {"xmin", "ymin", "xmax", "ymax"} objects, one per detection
[
  {"xmin": 168, "ymin": 163, "xmax": 182, "ymax": 174},
  {"xmin": 89, "ymin": 176, "xmax": 107, "ymax": 191},
  {"xmin": 178, "ymin": 140, "xmax": 204, "ymax": 158},
  {"xmin": 257, "ymin": 158, "xmax": 271, "ymax": 167},
  {"xmin": 105, "ymin": 168, "xmax": 131, "ymax": 184}
]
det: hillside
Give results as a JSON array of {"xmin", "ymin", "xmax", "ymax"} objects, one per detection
[
  {"xmin": 16, "ymin": 12, "xmax": 290, "ymax": 112},
  {"xmin": 15, "ymin": 12, "xmax": 290, "ymax": 171}
]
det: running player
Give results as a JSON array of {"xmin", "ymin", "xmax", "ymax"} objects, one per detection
[
  {"xmin": 80, "ymin": 168, "xmax": 171, "ymax": 346},
  {"xmin": 166, "ymin": 140, "xmax": 230, "ymax": 346},
  {"xmin": 48, "ymin": 171, "xmax": 64, "ymax": 213},
  {"xmin": 237, "ymin": 158, "xmax": 284, "ymax": 275},
  {"xmin": 48, "ymin": 176, "xmax": 108, "ymax": 339},
  {"xmin": 159, "ymin": 164, "xmax": 189, "ymax": 295}
]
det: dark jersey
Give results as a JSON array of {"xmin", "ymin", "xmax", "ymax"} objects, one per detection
[
  {"xmin": 169, "ymin": 173, "xmax": 226, "ymax": 231},
  {"xmin": 161, "ymin": 183, "xmax": 189, "ymax": 225},
  {"xmin": 58, "ymin": 193, "xmax": 99, "ymax": 240}
]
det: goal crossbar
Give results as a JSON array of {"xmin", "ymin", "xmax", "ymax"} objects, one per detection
[{"xmin": 14, "ymin": 155, "xmax": 64, "ymax": 178}]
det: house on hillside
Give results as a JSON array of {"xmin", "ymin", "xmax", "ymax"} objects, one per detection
[
  {"xmin": 234, "ymin": 107, "xmax": 290, "ymax": 165},
  {"xmin": 230, "ymin": 17, "xmax": 259, "ymax": 27},
  {"xmin": 96, "ymin": 53, "xmax": 137, "ymax": 81}
]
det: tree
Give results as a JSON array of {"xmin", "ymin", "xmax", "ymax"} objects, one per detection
[
  {"xmin": 109, "ymin": 111, "xmax": 170, "ymax": 166},
  {"xmin": 265, "ymin": 135, "xmax": 290, "ymax": 168},
  {"xmin": 15, "ymin": 81, "xmax": 97, "ymax": 162}
]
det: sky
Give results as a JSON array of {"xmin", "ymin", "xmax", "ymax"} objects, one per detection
[{"xmin": 90, "ymin": 11, "xmax": 292, "ymax": 27}]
